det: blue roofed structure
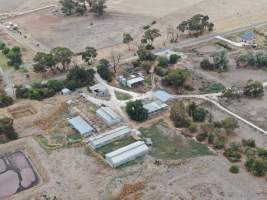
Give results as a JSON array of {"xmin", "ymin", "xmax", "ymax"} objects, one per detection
[
  {"xmin": 68, "ymin": 116, "xmax": 93, "ymax": 137},
  {"xmin": 153, "ymin": 90, "xmax": 173, "ymax": 103},
  {"xmin": 96, "ymin": 107, "xmax": 122, "ymax": 126},
  {"xmin": 241, "ymin": 31, "xmax": 256, "ymax": 42}
]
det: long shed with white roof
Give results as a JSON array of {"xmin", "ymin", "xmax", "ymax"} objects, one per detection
[
  {"xmin": 105, "ymin": 141, "xmax": 149, "ymax": 168},
  {"xmin": 88, "ymin": 126, "xmax": 131, "ymax": 149}
]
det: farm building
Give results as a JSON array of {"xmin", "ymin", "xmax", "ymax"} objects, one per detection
[
  {"xmin": 153, "ymin": 90, "xmax": 173, "ymax": 103},
  {"xmin": 61, "ymin": 88, "xmax": 71, "ymax": 95},
  {"xmin": 118, "ymin": 75, "xmax": 144, "ymax": 88},
  {"xmin": 96, "ymin": 106, "xmax": 122, "ymax": 126},
  {"xmin": 105, "ymin": 141, "xmax": 149, "ymax": 168},
  {"xmin": 143, "ymin": 101, "xmax": 168, "ymax": 117},
  {"xmin": 89, "ymin": 83, "xmax": 109, "ymax": 98},
  {"xmin": 68, "ymin": 116, "xmax": 93, "ymax": 137},
  {"xmin": 88, "ymin": 126, "xmax": 132, "ymax": 149},
  {"xmin": 240, "ymin": 31, "xmax": 256, "ymax": 44}
]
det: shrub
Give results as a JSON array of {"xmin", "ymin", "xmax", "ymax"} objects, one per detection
[
  {"xmin": 200, "ymin": 58, "xmax": 214, "ymax": 70},
  {"xmin": 196, "ymin": 132, "xmax": 207, "ymax": 142},
  {"xmin": 0, "ymin": 41, "xmax": 5, "ymax": 50},
  {"xmin": 245, "ymin": 158, "xmax": 267, "ymax": 177},
  {"xmin": 0, "ymin": 92, "xmax": 13, "ymax": 108},
  {"xmin": 184, "ymin": 84, "xmax": 195, "ymax": 91},
  {"xmin": 223, "ymin": 143, "xmax": 242, "ymax": 162},
  {"xmin": 208, "ymin": 133, "xmax": 215, "ymax": 144},
  {"xmin": 192, "ymin": 107, "xmax": 207, "ymax": 122},
  {"xmin": 170, "ymin": 101, "xmax": 191, "ymax": 128},
  {"xmin": 47, "ymin": 80, "xmax": 65, "ymax": 92},
  {"xmin": 243, "ymin": 80, "xmax": 264, "ymax": 98},
  {"xmin": 169, "ymin": 54, "xmax": 180, "ymax": 64},
  {"xmin": 155, "ymin": 66, "xmax": 168, "ymax": 77},
  {"xmin": 157, "ymin": 56, "xmax": 169, "ymax": 67},
  {"xmin": 229, "ymin": 165, "xmax": 239, "ymax": 174},
  {"xmin": 213, "ymin": 136, "xmax": 225, "ymax": 149},
  {"xmin": 188, "ymin": 122, "xmax": 197, "ymax": 133},
  {"xmin": 242, "ymin": 139, "xmax": 256, "ymax": 148}
]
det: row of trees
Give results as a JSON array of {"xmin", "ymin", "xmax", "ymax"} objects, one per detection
[
  {"xmin": 33, "ymin": 46, "xmax": 97, "ymax": 76},
  {"xmin": 60, "ymin": 0, "xmax": 107, "ymax": 16},
  {"xmin": 0, "ymin": 41, "xmax": 23, "ymax": 69},
  {"xmin": 223, "ymin": 80, "xmax": 264, "ymax": 98},
  {"xmin": 16, "ymin": 67, "xmax": 95, "ymax": 100},
  {"xmin": 178, "ymin": 14, "xmax": 214, "ymax": 37},
  {"xmin": 236, "ymin": 51, "xmax": 267, "ymax": 68}
]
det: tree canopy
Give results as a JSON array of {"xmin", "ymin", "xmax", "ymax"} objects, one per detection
[{"xmin": 126, "ymin": 100, "xmax": 148, "ymax": 122}]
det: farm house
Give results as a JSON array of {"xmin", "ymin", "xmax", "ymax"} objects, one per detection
[
  {"xmin": 88, "ymin": 126, "xmax": 131, "ymax": 149},
  {"xmin": 105, "ymin": 141, "xmax": 149, "ymax": 168}
]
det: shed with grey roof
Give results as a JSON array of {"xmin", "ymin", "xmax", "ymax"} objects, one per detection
[
  {"xmin": 105, "ymin": 141, "xmax": 148, "ymax": 168},
  {"xmin": 88, "ymin": 126, "xmax": 131, "ymax": 149},
  {"xmin": 143, "ymin": 101, "xmax": 168, "ymax": 117},
  {"xmin": 89, "ymin": 83, "xmax": 109, "ymax": 98},
  {"xmin": 153, "ymin": 90, "xmax": 173, "ymax": 103},
  {"xmin": 68, "ymin": 116, "xmax": 93, "ymax": 137},
  {"xmin": 96, "ymin": 107, "xmax": 122, "ymax": 126}
]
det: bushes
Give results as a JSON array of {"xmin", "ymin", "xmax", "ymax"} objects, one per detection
[
  {"xmin": 245, "ymin": 158, "xmax": 267, "ymax": 177},
  {"xmin": 157, "ymin": 56, "xmax": 169, "ymax": 67},
  {"xmin": 192, "ymin": 107, "xmax": 207, "ymax": 122},
  {"xmin": 0, "ymin": 91, "xmax": 13, "ymax": 108},
  {"xmin": 243, "ymin": 80, "xmax": 264, "ymax": 98},
  {"xmin": 200, "ymin": 58, "xmax": 214, "ymax": 70},
  {"xmin": 229, "ymin": 165, "xmax": 239, "ymax": 174},
  {"xmin": 155, "ymin": 66, "xmax": 168, "ymax": 77},
  {"xmin": 170, "ymin": 101, "xmax": 190, "ymax": 128},
  {"xmin": 223, "ymin": 142, "xmax": 242, "ymax": 162},
  {"xmin": 16, "ymin": 68, "xmax": 95, "ymax": 100}
]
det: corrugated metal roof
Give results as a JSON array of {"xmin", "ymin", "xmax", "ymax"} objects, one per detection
[
  {"xmin": 96, "ymin": 107, "xmax": 121, "ymax": 126},
  {"xmin": 105, "ymin": 141, "xmax": 148, "ymax": 168},
  {"xmin": 89, "ymin": 83, "xmax": 107, "ymax": 91},
  {"xmin": 143, "ymin": 101, "xmax": 168, "ymax": 114},
  {"xmin": 241, "ymin": 31, "xmax": 255, "ymax": 41},
  {"xmin": 127, "ymin": 77, "xmax": 144, "ymax": 85},
  {"xmin": 68, "ymin": 116, "xmax": 93, "ymax": 136},
  {"xmin": 153, "ymin": 90, "xmax": 172, "ymax": 102},
  {"xmin": 88, "ymin": 126, "xmax": 131, "ymax": 149}
]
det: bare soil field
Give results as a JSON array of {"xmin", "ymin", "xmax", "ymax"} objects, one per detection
[{"xmin": 5, "ymin": 0, "xmax": 267, "ymax": 53}]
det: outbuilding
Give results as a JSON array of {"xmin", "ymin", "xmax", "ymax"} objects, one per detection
[
  {"xmin": 88, "ymin": 126, "xmax": 131, "ymax": 149},
  {"xmin": 153, "ymin": 90, "xmax": 173, "ymax": 103},
  {"xmin": 61, "ymin": 88, "xmax": 71, "ymax": 95},
  {"xmin": 96, "ymin": 107, "xmax": 122, "ymax": 126},
  {"xmin": 68, "ymin": 116, "xmax": 93, "ymax": 137},
  {"xmin": 105, "ymin": 141, "xmax": 149, "ymax": 168},
  {"xmin": 143, "ymin": 101, "xmax": 168, "ymax": 117},
  {"xmin": 89, "ymin": 83, "xmax": 109, "ymax": 98}
]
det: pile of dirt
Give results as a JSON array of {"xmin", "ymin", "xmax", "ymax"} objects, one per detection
[{"xmin": 110, "ymin": 181, "xmax": 145, "ymax": 200}]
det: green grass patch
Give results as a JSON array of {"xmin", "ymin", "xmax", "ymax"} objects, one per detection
[
  {"xmin": 67, "ymin": 134, "xmax": 82, "ymax": 144},
  {"xmin": 33, "ymin": 135, "xmax": 62, "ymax": 152},
  {"xmin": 115, "ymin": 91, "xmax": 133, "ymax": 101},
  {"xmin": 0, "ymin": 53, "xmax": 8, "ymax": 70},
  {"xmin": 139, "ymin": 122, "xmax": 212, "ymax": 160},
  {"xmin": 199, "ymin": 83, "xmax": 225, "ymax": 94},
  {"xmin": 97, "ymin": 136, "xmax": 137, "ymax": 156}
]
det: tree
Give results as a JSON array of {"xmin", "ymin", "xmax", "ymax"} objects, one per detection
[
  {"xmin": 165, "ymin": 68, "xmax": 189, "ymax": 88},
  {"xmin": 110, "ymin": 51, "xmax": 122, "ymax": 73},
  {"xmin": 82, "ymin": 47, "xmax": 97, "ymax": 65},
  {"xmin": 60, "ymin": 0, "xmax": 77, "ymax": 15},
  {"xmin": 211, "ymin": 51, "xmax": 229, "ymax": 72},
  {"xmin": 33, "ymin": 52, "xmax": 56, "ymax": 75},
  {"xmin": 221, "ymin": 117, "xmax": 239, "ymax": 134},
  {"xmin": 126, "ymin": 100, "xmax": 148, "ymax": 122},
  {"xmin": 66, "ymin": 67, "xmax": 95, "ymax": 88},
  {"xmin": 6, "ymin": 47, "xmax": 22, "ymax": 69},
  {"xmin": 192, "ymin": 107, "xmax": 207, "ymax": 122},
  {"xmin": 97, "ymin": 64, "xmax": 113, "ymax": 82},
  {"xmin": 243, "ymin": 80, "xmax": 264, "ymax": 98},
  {"xmin": 229, "ymin": 165, "xmax": 239, "ymax": 174},
  {"xmin": 143, "ymin": 28, "xmax": 161, "ymax": 48},
  {"xmin": 245, "ymin": 158, "xmax": 267, "ymax": 177},
  {"xmin": 136, "ymin": 47, "xmax": 156, "ymax": 61},
  {"xmin": 200, "ymin": 58, "xmax": 214, "ymax": 70},
  {"xmin": 90, "ymin": 0, "xmax": 107, "ymax": 16},
  {"xmin": 169, "ymin": 54, "xmax": 180, "ymax": 64},
  {"xmin": 47, "ymin": 80, "xmax": 65, "ymax": 92},
  {"xmin": 170, "ymin": 101, "xmax": 190, "ymax": 128},
  {"xmin": 51, "ymin": 47, "xmax": 73, "ymax": 71},
  {"xmin": 123, "ymin": 33, "xmax": 133, "ymax": 50},
  {"xmin": 157, "ymin": 56, "xmax": 169, "ymax": 67}
]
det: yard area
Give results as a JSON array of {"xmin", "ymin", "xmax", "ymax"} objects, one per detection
[
  {"xmin": 139, "ymin": 121, "xmax": 212, "ymax": 160},
  {"xmin": 115, "ymin": 91, "xmax": 132, "ymax": 101}
]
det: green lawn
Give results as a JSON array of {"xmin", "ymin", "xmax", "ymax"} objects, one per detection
[
  {"xmin": 115, "ymin": 91, "xmax": 133, "ymax": 101},
  {"xmin": 139, "ymin": 122, "xmax": 212, "ymax": 160},
  {"xmin": 0, "ymin": 53, "xmax": 8, "ymax": 70},
  {"xmin": 97, "ymin": 136, "xmax": 137, "ymax": 156}
]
